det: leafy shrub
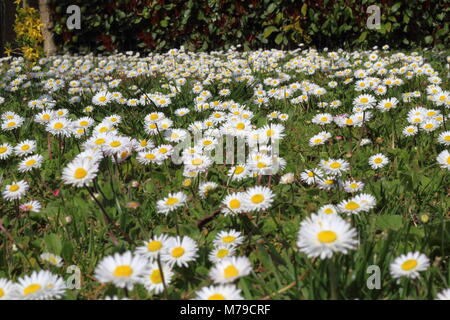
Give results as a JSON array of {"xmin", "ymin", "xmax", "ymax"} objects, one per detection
[{"xmin": 49, "ymin": 0, "xmax": 449, "ymax": 53}]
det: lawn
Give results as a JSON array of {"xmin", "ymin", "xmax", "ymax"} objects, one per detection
[{"xmin": 0, "ymin": 47, "xmax": 449, "ymax": 300}]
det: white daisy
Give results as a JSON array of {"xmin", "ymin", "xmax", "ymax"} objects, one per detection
[
  {"xmin": 389, "ymin": 252, "xmax": 430, "ymax": 279},
  {"xmin": 94, "ymin": 251, "xmax": 150, "ymax": 290},
  {"xmin": 297, "ymin": 213, "xmax": 358, "ymax": 259}
]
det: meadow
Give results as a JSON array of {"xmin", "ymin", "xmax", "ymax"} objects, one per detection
[{"xmin": 0, "ymin": 46, "xmax": 449, "ymax": 300}]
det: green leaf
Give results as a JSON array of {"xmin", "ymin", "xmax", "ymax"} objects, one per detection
[
  {"xmin": 263, "ymin": 26, "xmax": 278, "ymax": 38},
  {"xmin": 375, "ymin": 215, "xmax": 403, "ymax": 231},
  {"xmin": 392, "ymin": 2, "xmax": 402, "ymax": 13},
  {"xmin": 43, "ymin": 234, "xmax": 63, "ymax": 255},
  {"xmin": 301, "ymin": 3, "xmax": 308, "ymax": 16},
  {"xmin": 275, "ymin": 33, "xmax": 284, "ymax": 45}
]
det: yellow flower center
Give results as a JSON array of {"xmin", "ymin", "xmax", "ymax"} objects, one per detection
[
  {"xmin": 147, "ymin": 240, "xmax": 162, "ymax": 252},
  {"xmin": 21, "ymin": 145, "xmax": 30, "ymax": 151},
  {"xmin": 234, "ymin": 166, "xmax": 244, "ymax": 174},
  {"xmin": 99, "ymin": 96, "xmax": 107, "ymax": 102},
  {"xmin": 266, "ymin": 129, "xmax": 274, "ymax": 137},
  {"xmin": 208, "ymin": 294, "xmax": 225, "ymax": 300},
  {"xmin": 113, "ymin": 265, "xmax": 133, "ymax": 277},
  {"xmin": 224, "ymin": 265, "xmax": 239, "ymax": 279},
  {"xmin": 222, "ymin": 236, "xmax": 235, "ymax": 243},
  {"xmin": 0, "ymin": 147, "xmax": 7, "ymax": 154},
  {"xmin": 216, "ymin": 249, "xmax": 229, "ymax": 258},
  {"xmin": 374, "ymin": 158, "xmax": 383, "ymax": 164},
  {"xmin": 74, "ymin": 168, "xmax": 87, "ymax": 179},
  {"xmin": 203, "ymin": 140, "xmax": 213, "ymax": 146},
  {"xmin": 192, "ymin": 158, "xmax": 203, "ymax": 166},
  {"xmin": 7, "ymin": 122, "xmax": 16, "ymax": 127},
  {"xmin": 9, "ymin": 184, "xmax": 19, "ymax": 192},
  {"xmin": 171, "ymin": 247, "xmax": 185, "ymax": 258},
  {"xmin": 159, "ymin": 148, "xmax": 168, "ymax": 154},
  {"xmin": 401, "ymin": 259, "xmax": 418, "ymax": 271},
  {"xmin": 95, "ymin": 138, "xmax": 105, "ymax": 145},
  {"xmin": 317, "ymin": 230, "xmax": 337, "ymax": 243},
  {"xmin": 324, "ymin": 208, "xmax": 334, "ymax": 214},
  {"xmin": 145, "ymin": 154, "xmax": 155, "ymax": 160},
  {"xmin": 345, "ymin": 201, "xmax": 360, "ymax": 211},
  {"xmin": 79, "ymin": 121, "xmax": 88, "ymax": 126},
  {"xmin": 42, "ymin": 114, "xmax": 50, "ymax": 120},
  {"xmin": 229, "ymin": 199, "xmax": 241, "ymax": 209},
  {"xmin": 0, "ymin": 288, "xmax": 4, "ymax": 298},
  {"xmin": 150, "ymin": 269, "xmax": 162, "ymax": 284},
  {"xmin": 23, "ymin": 283, "xmax": 41, "ymax": 296},
  {"xmin": 54, "ymin": 122, "xmax": 64, "ymax": 129},
  {"xmin": 257, "ymin": 162, "xmax": 267, "ymax": 169},
  {"xmin": 330, "ymin": 162, "xmax": 341, "ymax": 169},
  {"xmin": 236, "ymin": 123, "xmax": 245, "ymax": 130},
  {"xmin": 25, "ymin": 159, "xmax": 36, "ymax": 166},
  {"xmin": 251, "ymin": 194, "xmax": 264, "ymax": 204},
  {"xmin": 360, "ymin": 98, "xmax": 369, "ymax": 103},
  {"xmin": 166, "ymin": 197, "xmax": 179, "ymax": 205},
  {"xmin": 110, "ymin": 141, "xmax": 121, "ymax": 148}
]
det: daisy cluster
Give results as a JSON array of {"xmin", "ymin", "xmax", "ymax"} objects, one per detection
[{"xmin": 0, "ymin": 46, "xmax": 448, "ymax": 300}]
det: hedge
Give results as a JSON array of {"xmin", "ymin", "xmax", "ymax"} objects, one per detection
[{"xmin": 49, "ymin": 0, "xmax": 450, "ymax": 53}]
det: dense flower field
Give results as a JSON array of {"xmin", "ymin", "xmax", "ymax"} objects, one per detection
[{"xmin": 0, "ymin": 47, "xmax": 449, "ymax": 300}]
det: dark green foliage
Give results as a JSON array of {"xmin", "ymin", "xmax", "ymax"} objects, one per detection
[{"xmin": 49, "ymin": 0, "xmax": 449, "ymax": 54}]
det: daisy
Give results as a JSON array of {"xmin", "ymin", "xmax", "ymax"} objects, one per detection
[
  {"xmin": 46, "ymin": 118, "xmax": 72, "ymax": 137},
  {"xmin": 297, "ymin": 213, "xmax": 358, "ymax": 259},
  {"xmin": 18, "ymin": 154, "xmax": 44, "ymax": 172},
  {"xmin": 320, "ymin": 158, "xmax": 350, "ymax": 176},
  {"xmin": 227, "ymin": 164, "xmax": 249, "ymax": 181},
  {"xmin": 213, "ymin": 230, "xmax": 245, "ymax": 247},
  {"xmin": 14, "ymin": 140, "xmax": 36, "ymax": 157},
  {"xmin": 343, "ymin": 180, "xmax": 364, "ymax": 193},
  {"xmin": 94, "ymin": 251, "xmax": 150, "ymax": 290},
  {"xmin": 368, "ymin": 153, "xmax": 389, "ymax": 169},
  {"xmin": 437, "ymin": 131, "xmax": 450, "ymax": 146},
  {"xmin": 389, "ymin": 252, "xmax": 430, "ymax": 279},
  {"xmin": 376, "ymin": 97, "xmax": 399, "ymax": 112},
  {"xmin": 140, "ymin": 262, "xmax": 174, "ymax": 294},
  {"xmin": 436, "ymin": 150, "xmax": 450, "ymax": 170},
  {"xmin": 436, "ymin": 289, "xmax": 450, "ymax": 300},
  {"xmin": 40, "ymin": 253, "xmax": 63, "ymax": 267},
  {"xmin": 318, "ymin": 204, "xmax": 338, "ymax": 215},
  {"xmin": 194, "ymin": 284, "xmax": 244, "ymax": 300},
  {"xmin": 2, "ymin": 180, "xmax": 29, "ymax": 201},
  {"xmin": 300, "ymin": 168, "xmax": 324, "ymax": 185},
  {"xmin": 402, "ymin": 125, "xmax": 418, "ymax": 137},
  {"xmin": 209, "ymin": 245, "xmax": 236, "ymax": 263},
  {"xmin": 244, "ymin": 186, "xmax": 274, "ymax": 212},
  {"xmin": 0, "ymin": 278, "xmax": 16, "ymax": 300},
  {"xmin": 62, "ymin": 158, "xmax": 99, "ymax": 187},
  {"xmin": 137, "ymin": 149, "xmax": 163, "ymax": 165},
  {"xmin": 156, "ymin": 192, "xmax": 187, "ymax": 215},
  {"xmin": 92, "ymin": 91, "xmax": 112, "ymax": 106},
  {"xmin": 135, "ymin": 234, "xmax": 170, "ymax": 260},
  {"xmin": 161, "ymin": 236, "xmax": 199, "ymax": 267},
  {"xmin": 13, "ymin": 270, "xmax": 66, "ymax": 300},
  {"xmin": 209, "ymin": 256, "xmax": 252, "ymax": 284},
  {"xmin": 20, "ymin": 200, "xmax": 42, "ymax": 213},
  {"xmin": 0, "ymin": 143, "xmax": 13, "ymax": 160},
  {"xmin": 199, "ymin": 182, "xmax": 219, "ymax": 198},
  {"xmin": 2, "ymin": 117, "xmax": 24, "ymax": 131}
]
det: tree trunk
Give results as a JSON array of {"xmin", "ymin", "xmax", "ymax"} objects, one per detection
[{"xmin": 39, "ymin": 0, "xmax": 56, "ymax": 56}]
